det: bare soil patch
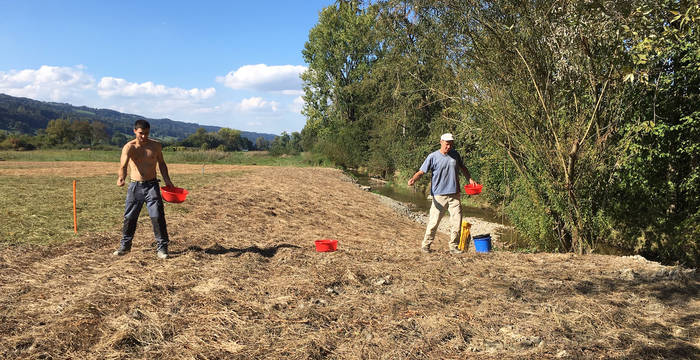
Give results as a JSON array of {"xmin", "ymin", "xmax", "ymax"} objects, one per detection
[{"xmin": 0, "ymin": 164, "xmax": 697, "ymax": 359}]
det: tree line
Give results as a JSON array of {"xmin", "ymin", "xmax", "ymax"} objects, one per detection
[
  {"xmin": 300, "ymin": 0, "xmax": 699, "ymax": 265},
  {"xmin": 0, "ymin": 118, "xmax": 302, "ymax": 154}
]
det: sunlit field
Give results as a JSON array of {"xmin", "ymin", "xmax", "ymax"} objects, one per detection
[
  {"xmin": 0, "ymin": 149, "xmax": 332, "ymax": 167},
  {"xmin": 0, "ymin": 160, "xmax": 245, "ymax": 246}
]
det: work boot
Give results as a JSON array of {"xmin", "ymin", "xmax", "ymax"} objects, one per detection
[
  {"xmin": 156, "ymin": 247, "xmax": 169, "ymax": 259},
  {"xmin": 421, "ymin": 246, "xmax": 434, "ymax": 253},
  {"xmin": 113, "ymin": 246, "xmax": 131, "ymax": 256},
  {"xmin": 449, "ymin": 248, "xmax": 464, "ymax": 255}
]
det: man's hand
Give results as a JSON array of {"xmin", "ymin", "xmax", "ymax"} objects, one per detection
[
  {"xmin": 469, "ymin": 178, "xmax": 476, "ymax": 185},
  {"xmin": 164, "ymin": 180, "xmax": 174, "ymax": 188},
  {"xmin": 408, "ymin": 170, "xmax": 424, "ymax": 186},
  {"xmin": 117, "ymin": 178, "xmax": 125, "ymax": 187}
]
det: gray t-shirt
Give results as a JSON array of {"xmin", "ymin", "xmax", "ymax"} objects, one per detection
[{"xmin": 419, "ymin": 149, "xmax": 464, "ymax": 196}]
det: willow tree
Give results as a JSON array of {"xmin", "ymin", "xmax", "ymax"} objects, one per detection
[
  {"xmin": 430, "ymin": 0, "xmax": 642, "ymax": 253},
  {"xmin": 366, "ymin": 1, "xmax": 468, "ymax": 176}
]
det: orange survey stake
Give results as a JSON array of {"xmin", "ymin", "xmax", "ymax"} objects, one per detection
[{"xmin": 73, "ymin": 180, "xmax": 77, "ymax": 233}]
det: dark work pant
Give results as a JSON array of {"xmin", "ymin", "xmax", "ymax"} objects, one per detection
[{"xmin": 120, "ymin": 180, "xmax": 169, "ymax": 251}]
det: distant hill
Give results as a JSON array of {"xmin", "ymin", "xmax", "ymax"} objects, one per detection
[{"xmin": 0, "ymin": 93, "xmax": 278, "ymax": 142}]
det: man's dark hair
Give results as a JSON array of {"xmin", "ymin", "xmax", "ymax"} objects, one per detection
[{"xmin": 134, "ymin": 119, "xmax": 151, "ymax": 130}]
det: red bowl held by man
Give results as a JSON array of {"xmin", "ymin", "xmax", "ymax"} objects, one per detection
[
  {"xmin": 464, "ymin": 183, "xmax": 483, "ymax": 195},
  {"xmin": 161, "ymin": 186, "xmax": 189, "ymax": 203}
]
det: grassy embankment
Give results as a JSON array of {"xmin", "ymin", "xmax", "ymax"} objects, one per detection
[{"xmin": 0, "ymin": 149, "xmax": 331, "ymax": 247}]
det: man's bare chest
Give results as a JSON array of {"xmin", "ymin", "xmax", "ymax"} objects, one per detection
[{"xmin": 131, "ymin": 146, "xmax": 157, "ymax": 162}]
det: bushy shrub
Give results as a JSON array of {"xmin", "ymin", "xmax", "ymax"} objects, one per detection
[{"xmin": 0, "ymin": 135, "xmax": 36, "ymax": 151}]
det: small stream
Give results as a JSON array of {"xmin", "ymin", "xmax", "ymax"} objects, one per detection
[{"xmin": 350, "ymin": 171, "xmax": 521, "ymax": 244}]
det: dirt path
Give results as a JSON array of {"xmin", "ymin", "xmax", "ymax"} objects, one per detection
[{"xmin": 0, "ymin": 165, "xmax": 697, "ymax": 359}]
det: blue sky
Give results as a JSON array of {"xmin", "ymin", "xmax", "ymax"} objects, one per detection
[{"xmin": 0, "ymin": 0, "xmax": 335, "ymax": 135}]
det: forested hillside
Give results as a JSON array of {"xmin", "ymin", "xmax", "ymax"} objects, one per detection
[
  {"xmin": 0, "ymin": 93, "xmax": 276, "ymax": 143},
  {"xmin": 300, "ymin": 0, "xmax": 699, "ymax": 266}
]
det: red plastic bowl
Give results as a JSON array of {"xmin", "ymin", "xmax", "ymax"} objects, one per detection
[
  {"xmin": 464, "ymin": 183, "xmax": 483, "ymax": 195},
  {"xmin": 315, "ymin": 239, "xmax": 338, "ymax": 252},
  {"xmin": 160, "ymin": 186, "xmax": 189, "ymax": 203}
]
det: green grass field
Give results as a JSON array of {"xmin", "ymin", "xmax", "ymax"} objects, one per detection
[
  {"xmin": 0, "ymin": 149, "xmax": 333, "ymax": 167},
  {"xmin": 0, "ymin": 170, "xmax": 244, "ymax": 246}
]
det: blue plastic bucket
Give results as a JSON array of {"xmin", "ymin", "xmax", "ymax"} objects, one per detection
[{"xmin": 473, "ymin": 234, "xmax": 492, "ymax": 253}]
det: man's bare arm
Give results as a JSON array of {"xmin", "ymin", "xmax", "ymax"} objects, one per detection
[
  {"xmin": 156, "ymin": 145, "xmax": 174, "ymax": 188},
  {"xmin": 460, "ymin": 164, "xmax": 475, "ymax": 184},
  {"xmin": 408, "ymin": 170, "xmax": 425, "ymax": 186},
  {"xmin": 117, "ymin": 144, "xmax": 131, "ymax": 186}
]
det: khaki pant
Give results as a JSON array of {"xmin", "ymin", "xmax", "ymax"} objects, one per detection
[{"xmin": 422, "ymin": 193, "xmax": 462, "ymax": 251}]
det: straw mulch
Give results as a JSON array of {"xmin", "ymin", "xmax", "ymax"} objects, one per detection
[{"xmin": 0, "ymin": 166, "xmax": 697, "ymax": 359}]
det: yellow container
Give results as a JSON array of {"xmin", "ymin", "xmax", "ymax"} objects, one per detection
[{"xmin": 458, "ymin": 220, "xmax": 471, "ymax": 251}]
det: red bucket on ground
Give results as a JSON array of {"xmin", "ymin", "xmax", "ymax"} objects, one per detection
[
  {"xmin": 160, "ymin": 186, "xmax": 189, "ymax": 203},
  {"xmin": 464, "ymin": 183, "xmax": 483, "ymax": 195},
  {"xmin": 315, "ymin": 239, "xmax": 338, "ymax": 252}
]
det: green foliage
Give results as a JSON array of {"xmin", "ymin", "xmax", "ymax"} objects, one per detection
[
  {"xmin": 505, "ymin": 178, "xmax": 557, "ymax": 251},
  {"xmin": 268, "ymin": 131, "xmax": 304, "ymax": 156},
  {"xmin": 178, "ymin": 127, "xmax": 253, "ymax": 151},
  {"xmin": 301, "ymin": 0, "xmax": 380, "ymax": 166},
  {"xmin": 601, "ymin": 0, "xmax": 700, "ymax": 265},
  {"xmin": 0, "ymin": 134, "xmax": 37, "ymax": 150},
  {"xmin": 254, "ymin": 136, "xmax": 270, "ymax": 150}
]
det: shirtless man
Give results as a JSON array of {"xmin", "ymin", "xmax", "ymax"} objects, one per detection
[{"xmin": 113, "ymin": 119, "xmax": 174, "ymax": 259}]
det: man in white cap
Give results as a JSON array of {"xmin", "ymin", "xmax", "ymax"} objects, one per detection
[{"xmin": 408, "ymin": 133, "xmax": 476, "ymax": 254}]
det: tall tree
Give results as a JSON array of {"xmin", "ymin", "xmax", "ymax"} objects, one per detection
[
  {"xmin": 45, "ymin": 118, "xmax": 72, "ymax": 145},
  {"xmin": 90, "ymin": 121, "xmax": 109, "ymax": 146},
  {"xmin": 70, "ymin": 119, "xmax": 92, "ymax": 145},
  {"xmin": 301, "ymin": 0, "xmax": 380, "ymax": 167}
]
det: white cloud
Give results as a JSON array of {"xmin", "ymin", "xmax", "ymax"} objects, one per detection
[
  {"xmin": 216, "ymin": 64, "xmax": 306, "ymax": 93},
  {"xmin": 290, "ymin": 96, "xmax": 305, "ymax": 113},
  {"xmin": 238, "ymin": 97, "xmax": 279, "ymax": 112},
  {"xmin": 280, "ymin": 89, "xmax": 304, "ymax": 96},
  {"xmin": 97, "ymin": 77, "xmax": 215, "ymax": 100},
  {"xmin": 0, "ymin": 65, "xmax": 94, "ymax": 101}
]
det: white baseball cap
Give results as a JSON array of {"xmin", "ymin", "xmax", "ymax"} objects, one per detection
[{"xmin": 440, "ymin": 133, "xmax": 454, "ymax": 141}]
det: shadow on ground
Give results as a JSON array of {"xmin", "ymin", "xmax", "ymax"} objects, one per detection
[{"xmin": 175, "ymin": 243, "xmax": 301, "ymax": 258}]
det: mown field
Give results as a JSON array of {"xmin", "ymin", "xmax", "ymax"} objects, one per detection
[{"xmin": 0, "ymin": 154, "xmax": 697, "ymax": 359}]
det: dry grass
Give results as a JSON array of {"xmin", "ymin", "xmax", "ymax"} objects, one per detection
[{"xmin": 0, "ymin": 162, "xmax": 697, "ymax": 359}]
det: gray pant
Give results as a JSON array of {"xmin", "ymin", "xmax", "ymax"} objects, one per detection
[
  {"xmin": 422, "ymin": 193, "xmax": 462, "ymax": 251},
  {"xmin": 120, "ymin": 180, "xmax": 169, "ymax": 251}
]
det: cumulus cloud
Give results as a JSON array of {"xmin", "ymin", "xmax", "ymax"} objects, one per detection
[
  {"xmin": 0, "ymin": 65, "xmax": 94, "ymax": 101},
  {"xmin": 238, "ymin": 97, "xmax": 279, "ymax": 112},
  {"xmin": 216, "ymin": 64, "xmax": 306, "ymax": 93},
  {"xmin": 290, "ymin": 96, "xmax": 305, "ymax": 113},
  {"xmin": 97, "ymin": 77, "xmax": 215, "ymax": 100}
]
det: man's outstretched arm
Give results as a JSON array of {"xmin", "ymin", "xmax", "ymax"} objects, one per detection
[{"xmin": 408, "ymin": 170, "xmax": 425, "ymax": 186}]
